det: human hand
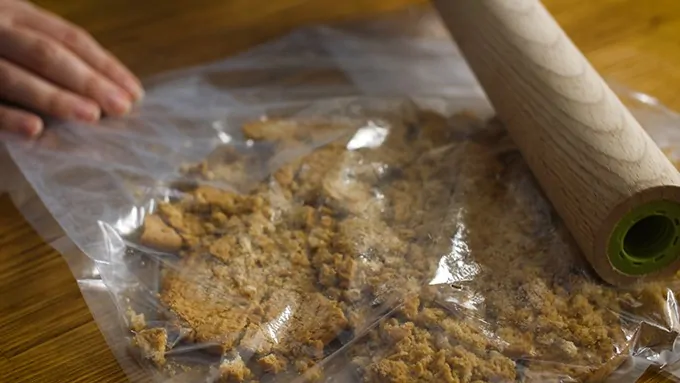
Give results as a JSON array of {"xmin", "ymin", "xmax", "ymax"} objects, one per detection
[{"xmin": 0, "ymin": 0, "xmax": 144, "ymax": 138}]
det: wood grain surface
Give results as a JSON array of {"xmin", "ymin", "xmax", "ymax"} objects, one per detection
[
  {"xmin": 433, "ymin": 0, "xmax": 680, "ymax": 286},
  {"xmin": 1, "ymin": 0, "xmax": 680, "ymax": 381}
]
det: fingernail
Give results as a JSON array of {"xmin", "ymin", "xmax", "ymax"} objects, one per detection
[
  {"xmin": 74, "ymin": 102, "xmax": 101, "ymax": 122},
  {"xmin": 21, "ymin": 117, "xmax": 43, "ymax": 138},
  {"xmin": 124, "ymin": 78, "xmax": 145, "ymax": 101},
  {"xmin": 106, "ymin": 92, "xmax": 132, "ymax": 115}
]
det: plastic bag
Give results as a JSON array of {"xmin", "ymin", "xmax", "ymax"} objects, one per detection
[{"xmin": 5, "ymin": 5, "xmax": 680, "ymax": 382}]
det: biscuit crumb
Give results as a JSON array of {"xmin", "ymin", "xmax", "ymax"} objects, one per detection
[
  {"xmin": 133, "ymin": 328, "xmax": 167, "ymax": 366},
  {"xmin": 127, "ymin": 308, "xmax": 146, "ymax": 332},
  {"xmin": 257, "ymin": 353, "xmax": 287, "ymax": 374},
  {"xmin": 219, "ymin": 354, "xmax": 252, "ymax": 382},
  {"xmin": 140, "ymin": 215, "xmax": 182, "ymax": 252}
]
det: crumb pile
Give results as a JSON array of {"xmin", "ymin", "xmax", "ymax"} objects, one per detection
[{"xmin": 132, "ymin": 111, "xmax": 675, "ymax": 382}]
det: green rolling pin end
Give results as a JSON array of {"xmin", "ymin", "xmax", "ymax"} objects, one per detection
[{"xmin": 608, "ymin": 200, "xmax": 680, "ymax": 276}]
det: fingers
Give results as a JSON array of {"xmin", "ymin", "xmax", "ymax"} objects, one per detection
[
  {"xmin": 0, "ymin": 25, "xmax": 132, "ymax": 116},
  {"xmin": 0, "ymin": 1, "xmax": 145, "ymax": 139},
  {"xmin": 0, "ymin": 104, "xmax": 43, "ymax": 138},
  {"xmin": 13, "ymin": 2, "xmax": 144, "ymax": 101},
  {"xmin": 0, "ymin": 58, "xmax": 101, "ymax": 123}
]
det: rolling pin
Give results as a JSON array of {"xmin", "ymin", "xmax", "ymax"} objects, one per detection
[{"xmin": 431, "ymin": 0, "xmax": 680, "ymax": 286}]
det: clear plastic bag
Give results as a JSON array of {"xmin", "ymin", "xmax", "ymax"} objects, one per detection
[{"xmin": 5, "ymin": 5, "xmax": 680, "ymax": 383}]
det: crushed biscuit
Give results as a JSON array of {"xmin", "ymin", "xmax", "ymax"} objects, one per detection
[
  {"xmin": 257, "ymin": 353, "xmax": 287, "ymax": 374},
  {"xmin": 132, "ymin": 111, "xmax": 676, "ymax": 382},
  {"xmin": 219, "ymin": 353, "xmax": 252, "ymax": 382},
  {"xmin": 140, "ymin": 215, "xmax": 183, "ymax": 252},
  {"xmin": 133, "ymin": 328, "xmax": 167, "ymax": 366},
  {"xmin": 126, "ymin": 308, "xmax": 146, "ymax": 332}
]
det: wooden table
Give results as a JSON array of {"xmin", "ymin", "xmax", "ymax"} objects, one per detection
[{"xmin": 2, "ymin": 0, "xmax": 680, "ymax": 381}]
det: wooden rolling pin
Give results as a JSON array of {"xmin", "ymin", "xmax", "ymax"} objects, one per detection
[{"xmin": 432, "ymin": 0, "xmax": 680, "ymax": 286}]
